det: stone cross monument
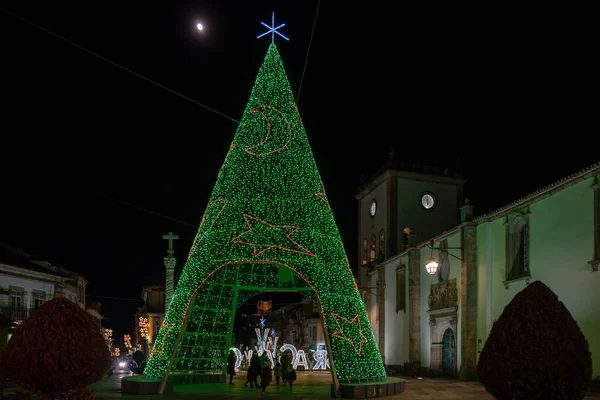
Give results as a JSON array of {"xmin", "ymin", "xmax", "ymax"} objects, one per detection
[{"xmin": 162, "ymin": 232, "xmax": 179, "ymax": 313}]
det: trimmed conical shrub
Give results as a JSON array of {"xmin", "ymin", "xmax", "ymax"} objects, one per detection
[
  {"xmin": 0, "ymin": 297, "xmax": 110, "ymax": 398},
  {"xmin": 477, "ymin": 281, "xmax": 592, "ymax": 399}
]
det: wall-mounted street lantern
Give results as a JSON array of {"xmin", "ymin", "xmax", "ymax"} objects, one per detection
[
  {"xmin": 425, "ymin": 257, "xmax": 439, "ymax": 275},
  {"xmin": 425, "ymin": 239, "xmax": 463, "ymax": 275}
]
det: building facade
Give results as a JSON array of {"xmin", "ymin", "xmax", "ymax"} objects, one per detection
[
  {"xmin": 0, "ymin": 243, "xmax": 88, "ymax": 323},
  {"xmin": 356, "ymin": 158, "xmax": 600, "ymax": 379},
  {"xmin": 134, "ymin": 285, "xmax": 166, "ymax": 356}
]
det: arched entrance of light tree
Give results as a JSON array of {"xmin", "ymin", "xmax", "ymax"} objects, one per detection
[
  {"xmin": 163, "ymin": 262, "xmax": 334, "ymax": 379},
  {"xmin": 232, "ymin": 289, "xmax": 320, "ymax": 372}
]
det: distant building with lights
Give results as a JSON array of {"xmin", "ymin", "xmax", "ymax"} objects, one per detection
[
  {"xmin": 256, "ymin": 300, "xmax": 272, "ymax": 316},
  {"xmin": 235, "ymin": 298, "xmax": 326, "ymax": 370},
  {"xmin": 356, "ymin": 154, "xmax": 600, "ymax": 379},
  {"xmin": 134, "ymin": 285, "xmax": 166, "ymax": 357},
  {"xmin": 265, "ymin": 299, "xmax": 324, "ymax": 351}
]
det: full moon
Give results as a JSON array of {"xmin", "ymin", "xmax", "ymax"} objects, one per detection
[{"xmin": 197, "ymin": 23, "xmax": 203, "ymax": 31}]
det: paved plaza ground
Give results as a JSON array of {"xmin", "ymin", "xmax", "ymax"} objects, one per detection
[
  {"xmin": 86, "ymin": 371, "xmax": 597, "ymax": 399},
  {"xmin": 4, "ymin": 371, "xmax": 598, "ymax": 399}
]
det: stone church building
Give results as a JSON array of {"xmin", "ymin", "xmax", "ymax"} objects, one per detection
[{"xmin": 356, "ymin": 153, "xmax": 599, "ymax": 380}]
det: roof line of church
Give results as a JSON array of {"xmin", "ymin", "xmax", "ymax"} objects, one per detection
[{"xmin": 474, "ymin": 162, "xmax": 600, "ymax": 222}]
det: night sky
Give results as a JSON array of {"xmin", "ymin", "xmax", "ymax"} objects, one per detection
[{"xmin": 1, "ymin": 2, "xmax": 596, "ymax": 345}]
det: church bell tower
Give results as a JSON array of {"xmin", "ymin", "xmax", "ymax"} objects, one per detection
[{"xmin": 355, "ymin": 148, "xmax": 466, "ymax": 286}]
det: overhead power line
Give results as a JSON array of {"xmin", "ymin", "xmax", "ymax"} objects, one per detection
[
  {"xmin": 95, "ymin": 191, "xmax": 199, "ymax": 229},
  {"xmin": 296, "ymin": 0, "xmax": 321, "ymax": 105},
  {"xmin": 0, "ymin": 6, "xmax": 239, "ymax": 124}
]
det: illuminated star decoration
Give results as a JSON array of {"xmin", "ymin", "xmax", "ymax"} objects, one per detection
[
  {"xmin": 257, "ymin": 11, "xmax": 289, "ymax": 44},
  {"xmin": 259, "ymin": 316, "xmax": 267, "ymax": 328},
  {"xmin": 315, "ymin": 179, "xmax": 330, "ymax": 208},
  {"xmin": 232, "ymin": 214, "xmax": 315, "ymax": 257},
  {"xmin": 330, "ymin": 312, "xmax": 369, "ymax": 356},
  {"xmin": 150, "ymin": 322, "xmax": 176, "ymax": 357}
]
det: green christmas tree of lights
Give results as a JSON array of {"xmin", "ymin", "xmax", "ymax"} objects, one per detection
[{"xmin": 144, "ymin": 44, "xmax": 386, "ymax": 382}]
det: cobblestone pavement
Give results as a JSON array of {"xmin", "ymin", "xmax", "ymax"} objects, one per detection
[{"xmin": 5, "ymin": 371, "xmax": 597, "ymax": 399}]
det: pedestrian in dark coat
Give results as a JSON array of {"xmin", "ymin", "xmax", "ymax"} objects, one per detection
[
  {"xmin": 245, "ymin": 353, "xmax": 261, "ymax": 388},
  {"xmin": 284, "ymin": 363, "xmax": 296, "ymax": 392},
  {"xmin": 226, "ymin": 350, "xmax": 236, "ymax": 385},
  {"xmin": 260, "ymin": 359, "xmax": 272, "ymax": 394}
]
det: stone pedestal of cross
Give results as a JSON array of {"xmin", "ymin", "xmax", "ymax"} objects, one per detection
[{"xmin": 163, "ymin": 232, "xmax": 179, "ymax": 313}]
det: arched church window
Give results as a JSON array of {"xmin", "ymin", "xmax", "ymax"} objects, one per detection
[
  {"xmin": 438, "ymin": 257, "xmax": 450, "ymax": 282},
  {"xmin": 379, "ymin": 229, "xmax": 385, "ymax": 258},
  {"xmin": 370, "ymin": 234, "xmax": 376, "ymax": 261},
  {"xmin": 506, "ymin": 213, "xmax": 531, "ymax": 281},
  {"xmin": 362, "ymin": 238, "xmax": 368, "ymax": 265},
  {"xmin": 521, "ymin": 225, "xmax": 529, "ymax": 274}
]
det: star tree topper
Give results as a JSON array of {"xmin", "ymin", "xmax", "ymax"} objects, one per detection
[{"xmin": 257, "ymin": 11, "xmax": 289, "ymax": 44}]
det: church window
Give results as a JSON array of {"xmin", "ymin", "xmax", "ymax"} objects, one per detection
[
  {"xmin": 438, "ymin": 257, "xmax": 450, "ymax": 282},
  {"xmin": 10, "ymin": 291, "xmax": 22, "ymax": 311},
  {"xmin": 370, "ymin": 234, "xmax": 376, "ymax": 261},
  {"xmin": 438, "ymin": 240, "xmax": 450, "ymax": 282},
  {"xmin": 379, "ymin": 229, "xmax": 385, "ymax": 258},
  {"xmin": 396, "ymin": 264, "xmax": 406, "ymax": 312},
  {"xmin": 362, "ymin": 238, "xmax": 368, "ymax": 265},
  {"xmin": 9, "ymin": 287, "xmax": 24, "ymax": 319},
  {"xmin": 505, "ymin": 213, "xmax": 531, "ymax": 281},
  {"xmin": 33, "ymin": 291, "xmax": 45, "ymax": 309}
]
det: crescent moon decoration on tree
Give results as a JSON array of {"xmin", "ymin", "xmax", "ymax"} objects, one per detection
[{"xmin": 244, "ymin": 105, "xmax": 292, "ymax": 157}]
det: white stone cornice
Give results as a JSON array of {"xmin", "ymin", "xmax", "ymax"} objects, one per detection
[{"xmin": 0, "ymin": 263, "xmax": 62, "ymax": 283}]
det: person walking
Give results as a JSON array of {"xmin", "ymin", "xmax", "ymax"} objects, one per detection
[
  {"xmin": 273, "ymin": 361, "xmax": 282, "ymax": 385},
  {"xmin": 280, "ymin": 351, "xmax": 291, "ymax": 383},
  {"xmin": 284, "ymin": 363, "xmax": 296, "ymax": 392},
  {"xmin": 245, "ymin": 353, "xmax": 261, "ymax": 388},
  {"xmin": 226, "ymin": 350, "xmax": 236, "ymax": 385},
  {"xmin": 259, "ymin": 358, "xmax": 272, "ymax": 395}
]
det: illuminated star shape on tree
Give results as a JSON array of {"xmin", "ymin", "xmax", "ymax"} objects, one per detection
[
  {"xmin": 330, "ymin": 312, "xmax": 369, "ymax": 356},
  {"xmin": 232, "ymin": 214, "xmax": 315, "ymax": 257},
  {"xmin": 257, "ymin": 11, "xmax": 289, "ymax": 44},
  {"xmin": 150, "ymin": 322, "xmax": 175, "ymax": 357},
  {"xmin": 315, "ymin": 179, "xmax": 330, "ymax": 207},
  {"xmin": 259, "ymin": 316, "xmax": 266, "ymax": 328}
]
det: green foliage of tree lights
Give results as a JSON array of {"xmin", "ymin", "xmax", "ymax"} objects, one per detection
[{"xmin": 144, "ymin": 44, "xmax": 386, "ymax": 381}]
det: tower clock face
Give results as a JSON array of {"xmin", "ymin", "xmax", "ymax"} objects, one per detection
[
  {"xmin": 369, "ymin": 200, "xmax": 377, "ymax": 217},
  {"xmin": 421, "ymin": 193, "xmax": 436, "ymax": 210}
]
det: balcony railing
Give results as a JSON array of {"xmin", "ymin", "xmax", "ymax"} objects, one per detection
[
  {"xmin": 0, "ymin": 290, "xmax": 55, "ymax": 320},
  {"xmin": 0, "ymin": 306, "xmax": 34, "ymax": 320}
]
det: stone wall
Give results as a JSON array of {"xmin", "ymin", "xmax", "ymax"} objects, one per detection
[
  {"xmin": 408, "ymin": 247, "xmax": 421, "ymax": 365},
  {"xmin": 459, "ymin": 223, "xmax": 477, "ymax": 380}
]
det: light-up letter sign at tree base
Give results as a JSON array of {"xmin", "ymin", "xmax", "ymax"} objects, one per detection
[{"xmin": 144, "ymin": 44, "xmax": 386, "ymax": 384}]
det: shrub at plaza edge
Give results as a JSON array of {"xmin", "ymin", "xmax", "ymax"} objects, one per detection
[
  {"xmin": 0, "ymin": 297, "xmax": 110, "ymax": 398},
  {"xmin": 477, "ymin": 281, "xmax": 592, "ymax": 400}
]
